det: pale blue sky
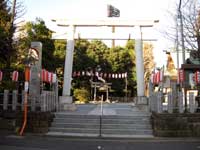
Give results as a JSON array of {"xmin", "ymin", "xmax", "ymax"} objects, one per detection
[{"xmin": 21, "ymin": 0, "xmax": 179, "ymax": 67}]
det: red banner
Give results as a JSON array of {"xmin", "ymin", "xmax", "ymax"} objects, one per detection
[
  {"xmin": 12, "ymin": 71, "xmax": 19, "ymax": 82},
  {"xmin": 177, "ymin": 69, "xmax": 184, "ymax": 83},
  {"xmin": 195, "ymin": 71, "xmax": 200, "ymax": 84}
]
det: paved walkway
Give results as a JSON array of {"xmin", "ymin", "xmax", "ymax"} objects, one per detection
[{"xmin": 56, "ymin": 103, "xmax": 150, "ymax": 116}]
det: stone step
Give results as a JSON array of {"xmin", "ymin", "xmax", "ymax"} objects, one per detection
[
  {"xmin": 53, "ymin": 118, "xmax": 150, "ymax": 125},
  {"xmin": 54, "ymin": 114, "xmax": 99, "ymax": 119},
  {"xmin": 54, "ymin": 114, "xmax": 150, "ymax": 120},
  {"xmin": 102, "ymin": 124, "xmax": 151, "ymax": 129},
  {"xmin": 49, "ymin": 127, "xmax": 99, "ymax": 134},
  {"xmin": 47, "ymin": 131, "xmax": 99, "ymax": 137},
  {"xmin": 53, "ymin": 118, "xmax": 100, "ymax": 124},
  {"xmin": 51, "ymin": 122, "xmax": 151, "ymax": 129},
  {"xmin": 101, "ymin": 129, "xmax": 153, "ymax": 135},
  {"xmin": 51, "ymin": 122, "xmax": 100, "ymax": 129},
  {"xmin": 46, "ymin": 131, "xmax": 153, "ymax": 138},
  {"xmin": 49, "ymin": 127, "xmax": 153, "ymax": 135}
]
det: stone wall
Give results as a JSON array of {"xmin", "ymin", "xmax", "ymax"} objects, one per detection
[
  {"xmin": 152, "ymin": 112, "xmax": 200, "ymax": 137},
  {"xmin": 0, "ymin": 111, "xmax": 54, "ymax": 134}
]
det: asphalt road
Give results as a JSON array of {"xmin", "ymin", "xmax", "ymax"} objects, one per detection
[{"xmin": 0, "ymin": 135, "xmax": 200, "ymax": 150}]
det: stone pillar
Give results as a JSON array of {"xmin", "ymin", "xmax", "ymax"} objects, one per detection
[
  {"xmin": 134, "ymin": 26, "xmax": 148, "ymax": 107},
  {"xmin": 29, "ymin": 42, "xmax": 42, "ymax": 111},
  {"xmin": 60, "ymin": 25, "xmax": 76, "ymax": 110}
]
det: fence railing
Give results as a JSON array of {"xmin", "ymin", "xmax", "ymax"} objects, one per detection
[
  {"xmin": 149, "ymin": 91, "xmax": 199, "ymax": 113},
  {"xmin": 0, "ymin": 90, "xmax": 58, "ymax": 112}
]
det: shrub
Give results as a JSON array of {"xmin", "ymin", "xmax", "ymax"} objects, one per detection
[{"xmin": 73, "ymin": 88, "xmax": 90, "ymax": 103}]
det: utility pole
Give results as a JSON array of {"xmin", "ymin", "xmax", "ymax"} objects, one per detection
[
  {"xmin": 176, "ymin": 10, "xmax": 180, "ymax": 69},
  {"xmin": 112, "ymin": 26, "xmax": 115, "ymax": 47},
  {"xmin": 178, "ymin": 0, "xmax": 186, "ymax": 64},
  {"xmin": 11, "ymin": 0, "xmax": 16, "ymax": 29}
]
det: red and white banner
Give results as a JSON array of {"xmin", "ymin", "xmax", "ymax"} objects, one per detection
[
  {"xmin": 0, "ymin": 71, "xmax": 2, "ymax": 81},
  {"xmin": 52, "ymin": 73, "xmax": 57, "ymax": 83},
  {"xmin": 41, "ymin": 69, "xmax": 45, "ymax": 82},
  {"xmin": 48, "ymin": 72, "xmax": 53, "ymax": 83},
  {"xmin": 41, "ymin": 69, "xmax": 57, "ymax": 83},
  {"xmin": 41, "ymin": 69, "xmax": 48, "ymax": 82},
  {"xmin": 12, "ymin": 71, "xmax": 19, "ymax": 81},
  {"xmin": 72, "ymin": 71, "xmax": 128, "ymax": 79},
  {"xmin": 150, "ymin": 74, "xmax": 154, "ymax": 83},
  {"xmin": 194, "ymin": 71, "xmax": 200, "ymax": 84},
  {"xmin": 150, "ymin": 71, "xmax": 163, "ymax": 84},
  {"xmin": 177, "ymin": 69, "xmax": 184, "ymax": 83},
  {"xmin": 159, "ymin": 71, "xmax": 163, "ymax": 82},
  {"xmin": 155, "ymin": 72, "xmax": 160, "ymax": 84}
]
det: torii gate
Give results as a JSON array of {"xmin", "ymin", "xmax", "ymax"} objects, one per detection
[{"xmin": 52, "ymin": 19, "xmax": 158, "ymax": 110}]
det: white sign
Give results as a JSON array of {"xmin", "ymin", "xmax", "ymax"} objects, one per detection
[
  {"xmin": 189, "ymin": 73, "xmax": 195, "ymax": 88},
  {"xmin": 24, "ymin": 81, "xmax": 29, "ymax": 92}
]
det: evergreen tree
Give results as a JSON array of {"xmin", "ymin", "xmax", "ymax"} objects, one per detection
[
  {"xmin": 0, "ymin": 0, "xmax": 15, "ymax": 68},
  {"xmin": 16, "ymin": 18, "xmax": 55, "ymax": 70}
]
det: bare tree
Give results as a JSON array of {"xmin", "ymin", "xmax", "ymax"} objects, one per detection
[
  {"xmin": 163, "ymin": 0, "xmax": 200, "ymax": 56},
  {"xmin": 181, "ymin": 0, "xmax": 200, "ymax": 52}
]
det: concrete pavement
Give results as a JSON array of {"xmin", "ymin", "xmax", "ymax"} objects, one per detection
[{"xmin": 0, "ymin": 132, "xmax": 200, "ymax": 150}]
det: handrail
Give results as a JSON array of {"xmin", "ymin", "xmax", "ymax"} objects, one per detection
[{"xmin": 99, "ymin": 95, "xmax": 104, "ymax": 137}]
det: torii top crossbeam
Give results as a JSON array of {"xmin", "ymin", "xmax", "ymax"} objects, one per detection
[{"xmin": 51, "ymin": 19, "xmax": 159, "ymax": 27}]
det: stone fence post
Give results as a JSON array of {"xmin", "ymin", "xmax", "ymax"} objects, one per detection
[
  {"xmin": 21, "ymin": 91, "xmax": 25, "ymax": 111},
  {"xmin": 168, "ymin": 92, "xmax": 173, "ymax": 113},
  {"xmin": 12, "ymin": 90, "xmax": 17, "ymax": 111},
  {"xmin": 178, "ymin": 91, "xmax": 184, "ymax": 113},
  {"xmin": 189, "ymin": 92, "xmax": 195, "ymax": 113},
  {"xmin": 157, "ymin": 92, "xmax": 163, "ymax": 113},
  {"xmin": 3, "ymin": 90, "xmax": 9, "ymax": 110},
  {"xmin": 40, "ymin": 92, "xmax": 46, "ymax": 112}
]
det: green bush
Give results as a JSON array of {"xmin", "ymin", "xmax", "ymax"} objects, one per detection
[
  {"xmin": 73, "ymin": 88, "xmax": 90, "ymax": 104},
  {"xmin": 0, "ymin": 81, "xmax": 16, "ymax": 92}
]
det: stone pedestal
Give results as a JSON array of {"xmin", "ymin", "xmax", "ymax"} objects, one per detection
[
  {"xmin": 59, "ymin": 96, "xmax": 77, "ymax": 111},
  {"xmin": 135, "ymin": 96, "xmax": 149, "ymax": 111}
]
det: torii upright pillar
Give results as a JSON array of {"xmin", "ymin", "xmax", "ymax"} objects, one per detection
[
  {"xmin": 135, "ymin": 26, "xmax": 148, "ymax": 108},
  {"xmin": 59, "ymin": 25, "xmax": 76, "ymax": 110}
]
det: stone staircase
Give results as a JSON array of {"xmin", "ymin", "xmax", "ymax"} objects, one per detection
[
  {"xmin": 47, "ymin": 104, "xmax": 153, "ymax": 138},
  {"xmin": 101, "ymin": 115, "xmax": 153, "ymax": 138},
  {"xmin": 48, "ymin": 114, "xmax": 100, "ymax": 137}
]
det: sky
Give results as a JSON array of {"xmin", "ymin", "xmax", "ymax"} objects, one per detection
[{"xmin": 21, "ymin": 0, "xmax": 182, "ymax": 68}]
